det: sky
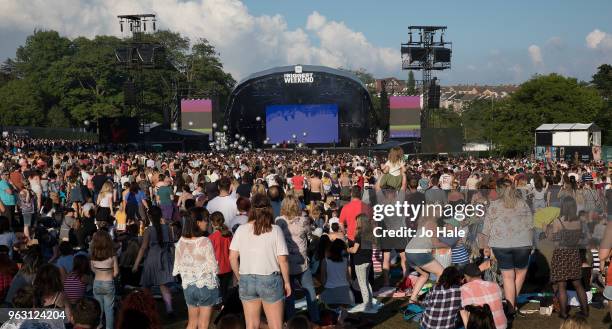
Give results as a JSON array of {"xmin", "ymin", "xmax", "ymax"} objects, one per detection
[{"xmin": 0, "ymin": 0, "xmax": 611, "ymax": 85}]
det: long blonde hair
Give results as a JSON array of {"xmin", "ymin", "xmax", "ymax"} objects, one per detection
[
  {"xmin": 498, "ymin": 180, "xmax": 518, "ymax": 209},
  {"xmin": 280, "ymin": 194, "xmax": 301, "ymax": 220},
  {"xmin": 388, "ymin": 147, "xmax": 403, "ymax": 165},
  {"xmin": 100, "ymin": 181, "xmax": 114, "ymax": 197}
]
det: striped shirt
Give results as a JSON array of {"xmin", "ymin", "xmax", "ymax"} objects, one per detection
[
  {"xmin": 64, "ymin": 273, "xmax": 87, "ymax": 304},
  {"xmin": 451, "ymin": 246, "xmax": 470, "ymax": 265},
  {"xmin": 591, "ymin": 249, "xmax": 600, "ymax": 270}
]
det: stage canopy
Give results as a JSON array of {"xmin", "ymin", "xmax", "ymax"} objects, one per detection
[{"xmin": 224, "ymin": 65, "xmax": 374, "ymax": 147}]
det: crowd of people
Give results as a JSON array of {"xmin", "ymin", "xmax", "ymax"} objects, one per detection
[{"xmin": 0, "ymin": 136, "xmax": 610, "ymax": 329}]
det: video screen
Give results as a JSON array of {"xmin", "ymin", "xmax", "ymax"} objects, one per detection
[
  {"xmin": 389, "ymin": 96, "xmax": 421, "ymax": 138},
  {"xmin": 98, "ymin": 117, "xmax": 139, "ymax": 144},
  {"xmin": 421, "ymin": 128, "xmax": 464, "ymax": 153},
  {"xmin": 265, "ymin": 104, "xmax": 339, "ymax": 143}
]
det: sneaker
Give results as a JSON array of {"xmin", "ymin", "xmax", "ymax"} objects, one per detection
[
  {"xmin": 363, "ymin": 305, "xmax": 379, "ymax": 314},
  {"xmin": 348, "ymin": 303, "xmax": 366, "ymax": 313}
]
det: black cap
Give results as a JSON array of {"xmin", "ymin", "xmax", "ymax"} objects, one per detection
[{"xmin": 463, "ymin": 263, "xmax": 482, "ymax": 277}]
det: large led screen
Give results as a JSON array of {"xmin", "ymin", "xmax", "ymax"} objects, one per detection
[{"xmin": 266, "ymin": 104, "xmax": 338, "ymax": 143}]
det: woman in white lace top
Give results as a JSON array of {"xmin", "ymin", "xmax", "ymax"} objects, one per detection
[{"xmin": 173, "ymin": 215, "xmax": 220, "ymax": 329}]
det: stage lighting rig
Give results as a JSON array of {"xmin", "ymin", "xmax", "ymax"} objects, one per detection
[{"xmin": 401, "ymin": 26, "xmax": 452, "ymax": 129}]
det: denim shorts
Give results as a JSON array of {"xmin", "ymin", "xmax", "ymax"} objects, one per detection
[
  {"xmin": 405, "ymin": 252, "xmax": 435, "ymax": 267},
  {"xmin": 239, "ymin": 273, "xmax": 284, "ymax": 304},
  {"xmin": 184, "ymin": 285, "xmax": 220, "ymax": 307},
  {"xmin": 492, "ymin": 247, "xmax": 531, "ymax": 270}
]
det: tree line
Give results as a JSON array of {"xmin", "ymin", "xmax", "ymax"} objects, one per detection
[{"xmin": 0, "ymin": 29, "xmax": 235, "ymax": 128}]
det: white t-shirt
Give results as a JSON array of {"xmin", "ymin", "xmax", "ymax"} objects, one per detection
[
  {"xmin": 230, "ymin": 223, "xmax": 288, "ymax": 275},
  {"xmin": 440, "ymin": 173, "xmax": 453, "ymax": 190},
  {"xmin": 206, "ymin": 194, "xmax": 238, "ymax": 224},
  {"xmin": 384, "ymin": 160, "xmax": 403, "ymax": 177}
]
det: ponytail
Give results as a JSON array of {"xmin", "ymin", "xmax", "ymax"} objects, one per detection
[{"xmin": 210, "ymin": 211, "xmax": 231, "ymax": 237}]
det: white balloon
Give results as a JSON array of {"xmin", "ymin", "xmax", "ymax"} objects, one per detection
[
  {"xmin": 291, "ymin": 134, "xmax": 297, "ymax": 139},
  {"xmin": 312, "ymin": 150, "xmax": 317, "ymax": 155},
  {"xmin": 235, "ymin": 134, "xmax": 240, "ymax": 139},
  {"xmin": 240, "ymin": 136, "xmax": 246, "ymax": 142},
  {"xmin": 272, "ymin": 145, "xmax": 277, "ymax": 149},
  {"xmin": 212, "ymin": 123, "xmax": 217, "ymax": 129},
  {"xmin": 303, "ymin": 132, "xmax": 307, "ymax": 136},
  {"xmin": 223, "ymin": 125, "xmax": 228, "ymax": 131},
  {"xmin": 238, "ymin": 145, "xmax": 243, "ymax": 151},
  {"xmin": 256, "ymin": 116, "xmax": 261, "ymax": 122},
  {"xmin": 298, "ymin": 143, "xmax": 303, "ymax": 148}
]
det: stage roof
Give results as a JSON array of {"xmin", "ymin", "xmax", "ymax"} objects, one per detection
[
  {"xmin": 234, "ymin": 65, "xmax": 366, "ymax": 90},
  {"xmin": 535, "ymin": 123, "xmax": 600, "ymax": 131}
]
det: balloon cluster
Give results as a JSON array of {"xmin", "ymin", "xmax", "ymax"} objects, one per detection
[{"xmin": 208, "ymin": 123, "xmax": 252, "ymax": 152}]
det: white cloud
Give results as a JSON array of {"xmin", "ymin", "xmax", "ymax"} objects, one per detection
[
  {"xmin": 586, "ymin": 29, "xmax": 612, "ymax": 50},
  {"xmin": 546, "ymin": 36, "xmax": 563, "ymax": 49},
  {"xmin": 528, "ymin": 45, "xmax": 543, "ymax": 65},
  {"xmin": 0, "ymin": 0, "xmax": 400, "ymax": 80}
]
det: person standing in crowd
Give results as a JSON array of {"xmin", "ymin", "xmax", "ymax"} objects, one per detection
[
  {"xmin": 64, "ymin": 254, "xmax": 91, "ymax": 307},
  {"xmin": 18, "ymin": 182, "xmax": 36, "ymax": 239},
  {"xmin": 207, "ymin": 177, "xmax": 238, "ymax": 226},
  {"xmin": 347, "ymin": 213, "xmax": 377, "ymax": 314},
  {"xmin": 90, "ymin": 230, "xmax": 119, "ymax": 329},
  {"xmin": 275, "ymin": 194, "xmax": 319, "ymax": 323},
  {"xmin": 548, "ymin": 196, "xmax": 589, "ymax": 318},
  {"xmin": 229, "ymin": 193, "xmax": 290, "ymax": 329},
  {"xmin": 96, "ymin": 181, "xmax": 115, "ymax": 227},
  {"xmin": 339, "ymin": 186, "xmax": 368, "ymax": 242},
  {"xmin": 156, "ymin": 175, "xmax": 174, "ymax": 221},
  {"xmin": 375, "ymin": 168, "xmax": 408, "ymax": 286},
  {"xmin": 173, "ymin": 215, "xmax": 220, "ymax": 329},
  {"xmin": 0, "ymin": 171, "xmax": 16, "ymax": 229},
  {"xmin": 132, "ymin": 206, "xmax": 175, "ymax": 316},
  {"xmin": 481, "ymin": 179, "xmax": 533, "ymax": 316},
  {"xmin": 209, "ymin": 211, "xmax": 233, "ymax": 301},
  {"xmin": 460, "ymin": 263, "xmax": 507, "ymax": 329},
  {"xmin": 228, "ymin": 197, "xmax": 250, "ymax": 233}
]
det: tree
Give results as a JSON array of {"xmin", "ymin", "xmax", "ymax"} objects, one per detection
[
  {"xmin": 493, "ymin": 74, "xmax": 604, "ymax": 153},
  {"xmin": 0, "ymin": 78, "xmax": 44, "ymax": 126},
  {"xmin": 592, "ymin": 64, "xmax": 612, "ymax": 100},
  {"xmin": 0, "ymin": 29, "xmax": 235, "ymax": 128},
  {"xmin": 461, "ymin": 99, "xmax": 497, "ymax": 143},
  {"xmin": 591, "ymin": 64, "xmax": 612, "ymax": 144},
  {"xmin": 406, "ymin": 71, "xmax": 417, "ymax": 95}
]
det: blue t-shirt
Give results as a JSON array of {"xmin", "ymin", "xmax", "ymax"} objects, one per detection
[
  {"xmin": 0, "ymin": 180, "xmax": 16, "ymax": 206},
  {"xmin": 56, "ymin": 255, "xmax": 74, "ymax": 273}
]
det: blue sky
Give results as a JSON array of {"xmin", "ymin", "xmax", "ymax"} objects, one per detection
[
  {"xmin": 1, "ymin": 0, "xmax": 611, "ymax": 84},
  {"xmin": 242, "ymin": 0, "xmax": 612, "ymax": 84}
]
